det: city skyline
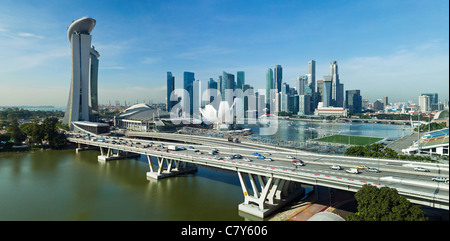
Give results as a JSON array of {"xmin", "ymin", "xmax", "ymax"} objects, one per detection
[{"xmin": 0, "ymin": 0, "xmax": 448, "ymax": 106}]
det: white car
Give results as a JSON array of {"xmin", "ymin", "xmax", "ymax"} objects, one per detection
[
  {"xmin": 243, "ymin": 158, "xmax": 252, "ymax": 162},
  {"xmin": 431, "ymin": 176, "xmax": 449, "ymax": 183},
  {"xmin": 414, "ymin": 167, "xmax": 430, "ymax": 172},
  {"xmin": 330, "ymin": 165, "xmax": 342, "ymax": 170},
  {"xmin": 264, "ymin": 158, "xmax": 273, "ymax": 162},
  {"xmin": 286, "ymin": 155, "xmax": 296, "ymax": 159}
]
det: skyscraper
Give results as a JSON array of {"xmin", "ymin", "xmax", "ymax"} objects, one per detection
[
  {"xmin": 222, "ymin": 71, "xmax": 235, "ymax": 102},
  {"xmin": 166, "ymin": 72, "xmax": 175, "ymax": 112},
  {"xmin": 237, "ymin": 71, "xmax": 245, "ymax": 90},
  {"xmin": 322, "ymin": 77, "xmax": 332, "ymax": 107},
  {"xmin": 419, "ymin": 95, "xmax": 431, "ymax": 113},
  {"xmin": 90, "ymin": 46, "xmax": 100, "ymax": 121},
  {"xmin": 383, "ymin": 96, "xmax": 389, "ymax": 107},
  {"xmin": 63, "ymin": 17, "xmax": 100, "ymax": 128},
  {"xmin": 421, "ymin": 93, "xmax": 438, "ymax": 110},
  {"xmin": 345, "ymin": 90, "xmax": 362, "ymax": 114},
  {"xmin": 265, "ymin": 68, "xmax": 274, "ymax": 111},
  {"xmin": 274, "ymin": 65, "xmax": 282, "ymax": 93},
  {"xmin": 183, "ymin": 71, "xmax": 195, "ymax": 116},
  {"xmin": 330, "ymin": 61, "xmax": 344, "ymax": 107},
  {"xmin": 296, "ymin": 75, "xmax": 307, "ymax": 96},
  {"xmin": 308, "ymin": 60, "xmax": 316, "ymax": 92}
]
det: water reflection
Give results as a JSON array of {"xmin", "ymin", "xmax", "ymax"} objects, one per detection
[{"xmin": 0, "ymin": 150, "xmax": 244, "ymax": 220}]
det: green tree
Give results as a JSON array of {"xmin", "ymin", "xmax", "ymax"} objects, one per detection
[
  {"xmin": 7, "ymin": 118, "xmax": 26, "ymax": 146},
  {"xmin": 348, "ymin": 185, "xmax": 428, "ymax": 221},
  {"xmin": 30, "ymin": 118, "xmax": 45, "ymax": 145},
  {"xmin": 384, "ymin": 147, "xmax": 398, "ymax": 159},
  {"xmin": 42, "ymin": 117, "xmax": 66, "ymax": 149}
]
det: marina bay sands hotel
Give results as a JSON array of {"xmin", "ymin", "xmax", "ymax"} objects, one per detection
[{"xmin": 63, "ymin": 17, "xmax": 100, "ymax": 129}]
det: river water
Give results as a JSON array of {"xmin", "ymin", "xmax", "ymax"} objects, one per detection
[{"xmin": 0, "ymin": 120, "xmax": 411, "ymax": 221}]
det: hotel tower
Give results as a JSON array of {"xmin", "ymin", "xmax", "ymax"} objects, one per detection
[{"xmin": 63, "ymin": 17, "xmax": 100, "ymax": 128}]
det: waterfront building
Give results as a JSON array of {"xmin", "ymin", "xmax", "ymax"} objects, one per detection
[
  {"xmin": 345, "ymin": 90, "xmax": 362, "ymax": 114},
  {"xmin": 298, "ymin": 95, "xmax": 311, "ymax": 115},
  {"xmin": 114, "ymin": 103, "xmax": 182, "ymax": 132},
  {"xmin": 290, "ymin": 95, "xmax": 299, "ymax": 114},
  {"xmin": 63, "ymin": 17, "xmax": 100, "ymax": 128},
  {"xmin": 281, "ymin": 94, "xmax": 289, "ymax": 113},
  {"xmin": 167, "ymin": 72, "xmax": 175, "ymax": 112},
  {"xmin": 314, "ymin": 102, "xmax": 348, "ymax": 117}
]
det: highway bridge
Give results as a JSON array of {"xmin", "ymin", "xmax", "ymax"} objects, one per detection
[{"xmin": 67, "ymin": 132, "xmax": 449, "ymax": 218}]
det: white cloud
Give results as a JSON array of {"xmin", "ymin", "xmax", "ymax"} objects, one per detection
[
  {"xmin": 141, "ymin": 57, "xmax": 160, "ymax": 65},
  {"xmin": 340, "ymin": 39, "xmax": 449, "ymax": 102},
  {"xmin": 17, "ymin": 32, "xmax": 44, "ymax": 39}
]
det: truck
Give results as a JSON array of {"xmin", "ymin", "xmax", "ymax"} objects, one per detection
[
  {"xmin": 346, "ymin": 168, "xmax": 359, "ymax": 174},
  {"xmin": 167, "ymin": 145, "xmax": 179, "ymax": 151}
]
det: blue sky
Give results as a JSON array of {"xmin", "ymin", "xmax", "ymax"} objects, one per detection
[{"xmin": 0, "ymin": 0, "xmax": 448, "ymax": 106}]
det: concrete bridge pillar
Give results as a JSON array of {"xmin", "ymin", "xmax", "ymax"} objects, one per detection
[
  {"xmin": 237, "ymin": 171, "xmax": 304, "ymax": 218},
  {"xmin": 98, "ymin": 147, "xmax": 139, "ymax": 163},
  {"xmin": 146, "ymin": 155, "xmax": 197, "ymax": 180}
]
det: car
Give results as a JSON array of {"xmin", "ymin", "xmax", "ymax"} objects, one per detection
[
  {"xmin": 292, "ymin": 160, "xmax": 305, "ymax": 166},
  {"xmin": 188, "ymin": 146, "xmax": 195, "ymax": 149},
  {"xmin": 414, "ymin": 167, "xmax": 430, "ymax": 172},
  {"xmin": 366, "ymin": 168, "xmax": 380, "ymax": 173},
  {"xmin": 355, "ymin": 165, "xmax": 369, "ymax": 169},
  {"xmin": 257, "ymin": 155, "xmax": 265, "ymax": 159},
  {"xmin": 431, "ymin": 176, "xmax": 449, "ymax": 183},
  {"xmin": 346, "ymin": 168, "xmax": 359, "ymax": 174},
  {"xmin": 243, "ymin": 158, "xmax": 252, "ymax": 162},
  {"xmin": 252, "ymin": 152, "xmax": 260, "ymax": 156},
  {"xmin": 232, "ymin": 154, "xmax": 242, "ymax": 159},
  {"xmin": 330, "ymin": 165, "xmax": 341, "ymax": 170},
  {"xmin": 286, "ymin": 155, "xmax": 296, "ymax": 159},
  {"xmin": 264, "ymin": 158, "xmax": 273, "ymax": 162},
  {"xmin": 178, "ymin": 147, "xmax": 186, "ymax": 150}
]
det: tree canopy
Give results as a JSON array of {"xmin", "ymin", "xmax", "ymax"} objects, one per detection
[{"xmin": 348, "ymin": 185, "xmax": 428, "ymax": 221}]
